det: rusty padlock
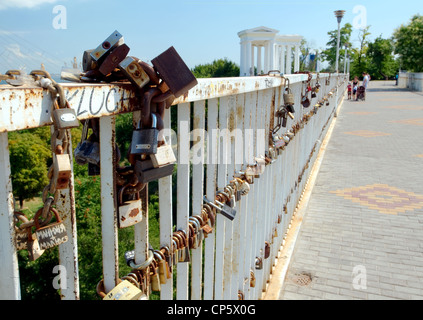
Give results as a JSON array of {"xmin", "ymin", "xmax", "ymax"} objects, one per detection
[
  {"xmin": 151, "ymin": 46, "xmax": 198, "ymax": 98},
  {"xmin": 99, "ymin": 43, "xmax": 130, "ymax": 75},
  {"xmin": 90, "ymin": 30, "xmax": 124, "ymax": 62},
  {"xmin": 119, "ymin": 56, "xmax": 150, "ymax": 89},
  {"xmin": 264, "ymin": 241, "xmax": 271, "ymax": 259},
  {"xmin": 117, "ymin": 184, "xmax": 143, "ymax": 229},
  {"xmin": 34, "ymin": 207, "xmax": 68, "ymax": 250}
]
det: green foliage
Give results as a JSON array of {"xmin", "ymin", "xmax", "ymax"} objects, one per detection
[
  {"xmin": 191, "ymin": 58, "xmax": 240, "ymax": 78},
  {"xmin": 8, "ymin": 130, "xmax": 51, "ymax": 208},
  {"xmin": 321, "ymin": 23, "xmax": 353, "ymax": 71},
  {"xmin": 367, "ymin": 36, "xmax": 399, "ymax": 80},
  {"xmin": 393, "ymin": 14, "xmax": 423, "ymax": 72},
  {"xmin": 349, "ymin": 26, "xmax": 372, "ymax": 79}
]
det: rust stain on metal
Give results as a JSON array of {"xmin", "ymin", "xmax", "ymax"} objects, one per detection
[
  {"xmin": 228, "ymin": 109, "xmax": 235, "ymax": 131},
  {"xmin": 129, "ymin": 208, "xmax": 140, "ymax": 218}
]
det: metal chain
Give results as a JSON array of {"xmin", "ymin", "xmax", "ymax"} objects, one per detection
[{"xmin": 12, "ymin": 69, "xmax": 71, "ymax": 236}]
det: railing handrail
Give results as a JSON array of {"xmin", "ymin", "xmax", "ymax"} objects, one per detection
[{"xmin": 0, "ymin": 72, "xmax": 348, "ymax": 300}]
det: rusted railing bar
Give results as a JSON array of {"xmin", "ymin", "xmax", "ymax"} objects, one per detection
[{"xmin": 0, "ymin": 132, "xmax": 20, "ymax": 300}]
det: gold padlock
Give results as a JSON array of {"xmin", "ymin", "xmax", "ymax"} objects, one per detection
[
  {"xmin": 97, "ymin": 279, "xmax": 146, "ymax": 300},
  {"xmin": 149, "ymin": 260, "xmax": 161, "ymax": 292}
]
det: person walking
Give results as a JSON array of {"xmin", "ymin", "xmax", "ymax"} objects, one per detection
[
  {"xmin": 362, "ymin": 72, "xmax": 370, "ymax": 89},
  {"xmin": 352, "ymin": 76, "xmax": 359, "ymax": 100}
]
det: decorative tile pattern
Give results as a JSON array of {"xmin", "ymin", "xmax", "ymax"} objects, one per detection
[
  {"xmin": 390, "ymin": 118, "xmax": 423, "ymax": 126},
  {"xmin": 343, "ymin": 130, "xmax": 391, "ymax": 138},
  {"xmin": 347, "ymin": 112, "xmax": 378, "ymax": 115},
  {"xmin": 331, "ymin": 184, "xmax": 423, "ymax": 215}
]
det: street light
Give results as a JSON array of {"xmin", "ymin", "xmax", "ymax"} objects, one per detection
[{"xmin": 334, "ymin": 10, "xmax": 345, "ymax": 74}]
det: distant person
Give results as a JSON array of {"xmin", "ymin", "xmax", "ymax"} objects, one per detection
[
  {"xmin": 352, "ymin": 76, "xmax": 359, "ymax": 100},
  {"xmin": 362, "ymin": 72, "xmax": 370, "ymax": 89},
  {"xmin": 395, "ymin": 74, "xmax": 399, "ymax": 86}
]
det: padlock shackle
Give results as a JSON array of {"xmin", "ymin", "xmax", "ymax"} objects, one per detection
[
  {"xmin": 141, "ymin": 88, "xmax": 161, "ymax": 128},
  {"xmin": 33, "ymin": 207, "xmax": 61, "ymax": 230}
]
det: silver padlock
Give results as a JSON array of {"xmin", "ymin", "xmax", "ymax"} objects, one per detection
[
  {"xmin": 118, "ymin": 185, "xmax": 143, "ymax": 229},
  {"xmin": 90, "ymin": 30, "xmax": 124, "ymax": 61}
]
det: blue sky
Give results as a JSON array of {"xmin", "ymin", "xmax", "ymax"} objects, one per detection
[{"xmin": 0, "ymin": 0, "xmax": 421, "ymax": 75}]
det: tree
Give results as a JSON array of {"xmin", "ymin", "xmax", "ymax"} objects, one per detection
[
  {"xmin": 349, "ymin": 26, "xmax": 371, "ymax": 79},
  {"xmin": 393, "ymin": 14, "xmax": 423, "ymax": 72},
  {"xmin": 191, "ymin": 58, "xmax": 240, "ymax": 78},
  {"xmin": 321, "ymin": 23, "xmax": 353, "ymax": 71},
  {"xmin": 367, "ymin": 36, "xmax": 399, "ymax": 80},
  {"xmin": 8, "ymin": 131, "xmax": 51, "ymax": 209}
]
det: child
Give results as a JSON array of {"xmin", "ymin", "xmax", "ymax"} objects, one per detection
[{"xmin": 347, "ymin": 82, "xmax": 352, "ymax": 99}]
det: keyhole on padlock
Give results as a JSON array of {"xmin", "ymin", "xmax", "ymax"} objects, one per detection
[{"xmin": 102, "ymin": 41, "xmax": 111, "ymax": 49}]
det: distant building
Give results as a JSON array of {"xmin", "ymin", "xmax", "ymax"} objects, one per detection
[{"xmin": 238, "ymin": 26, "xmax": 302, "ymax": 76}]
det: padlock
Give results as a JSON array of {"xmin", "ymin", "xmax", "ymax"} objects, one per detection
[
  {"xmin": 74, "ymin": 121, "xmax": 101, "ymax": 166},
  {"xmin": 124, "ymin": 249, "xmax": 136, "ymax": 267},
  {"xmin": 99, "ymin": 43, "xmax": 130, "ymax": 75},
  {"xmin": 172, "ymin": 239, "xmax": 179, "ymax": 266},
  {"xmin": 203, "ymin": 196, "xmax": 236, "ymax": 221},
  {"xmin": 150, "ymin": 138, "xmax": 176, "ymax": 168},
  {"xmin": 134, "ymin": 158, "xmax": 174, "ymax": 184},
  {"xmin": 255, "ymin": 257, "xmax": 263, "ymax": 270},
  {"xmin": 90, "ymin": 30, "xmax": 124, "ymax": 62},
  {"xmin": 118, "ymin": 185, "xmax": 143, "ymax": 229},
  {"xmin": 52, "ymin": 100, "xmax": 79, "ymax": 130},
  {"xmin": 250, "ymin": 270, "xmax": 256, "ymax": 288},
  {"xmin": 53, "ymin": 153, "xmax": 72, "ymax": 190},
  {"xmin": 119, "ymin": 56, "xmax": 150, "ymax": 89},
  {"xmin": 151, "ymin": 46, "xmax": 198, "ymax": 98},
  {"xmin": 14, "ymin": 212, "xmax": 30, "ymax": 251},
  {"xmin": 264, "ymin": 241, "xmax": 271, "ymax": 259},
  {"xmin": 82, "ymin": 49, "xmax": 97, "ymax": 72},
  {"xmin": 97, "ymin": 279, "xmax": 145, "ymax": 300},
  {"xmin": 88, "ymin": 162, "xmax": 100, "ymax": 176},
  {"xmin": 131, "ymin": 113, "xmax": 159, "ymax": 155},
  {"xmin": 301, "ymin": 95, "xmax": 310, "ymax": 108},
  {"xmin": 27, "ymin": 230, "xmax": 45, "ymax": 261},
  {"xmin": 283, "ymin": 78, "xmax": 295, "ymax": 106},
  {"xmin": 149, "ymin": 261, "xmax": 161, "ymax": 292},
  {"xmin": 34, "ymin": 207, "xmax": 68, "ymax": 250},
  {"xmin": 154, "ymin": 251, "xmax": 168, "ymax": 284}
]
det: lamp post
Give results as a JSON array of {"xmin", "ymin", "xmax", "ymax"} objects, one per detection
[
  {"xmin": 334, "ymin": 10, "xmax": 345, "ymax": 74},
  {"xmin": 343, "ymin": 43, "xmax": 349, "ymax": 74}
]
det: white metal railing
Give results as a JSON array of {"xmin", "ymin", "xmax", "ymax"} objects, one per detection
[{"xmin": 0, "ymin": 72, "xmax": 347, "ymax": 300}]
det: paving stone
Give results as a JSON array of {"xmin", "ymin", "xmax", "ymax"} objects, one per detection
[{"xmin": 278, "ymin": 82, "xmax": 423, "ymax": 300}]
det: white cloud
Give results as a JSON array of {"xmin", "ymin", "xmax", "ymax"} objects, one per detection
[
  {"xmin": 6, "ymin": 44, "xmax": 27, "ymax": 59},
  {"xmin": 0, "ymin": 0, "xmax": 60, "ymax": 10}
]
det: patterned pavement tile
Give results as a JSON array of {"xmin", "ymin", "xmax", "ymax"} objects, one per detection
[
  {"xmin": 331, "ymin": 184, "xmax": 423, "ymax": 215},
  {"xmin": 343, "ymin": 130, "xmax": 391, "ymax": 138},
  {"xmin": 346, "ymin": 112, "xmax": 378, "ymax": 115},
  {"xmin": 390, "ymin": 118, "xmax": 423, "ymax": 126}
]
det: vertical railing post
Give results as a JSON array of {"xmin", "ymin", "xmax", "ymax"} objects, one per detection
[
  {"xmin": 0, "ymin": 132, "xmax": 20, "ymax": 300},
  {"xmin": 177, "ymin": 102, "xmax": 190, "ymax": 300},
  {"xmin": 57, "ymin": 128, "xmax": 80, "ymax": 300},
  {"xmin": 191, "ymin": 100, "xmax": 205, "ymax": 300},
  {"xmin": 100, "ymin": 115, "xmax": 119, "ymax": 294},
  {"xmin": 204, "ymin": 98, "xmax": 219, "ymax": 300},
  {"xmin": 159, "ymin": 108, "xmax": 174, "ymax": 300}
]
